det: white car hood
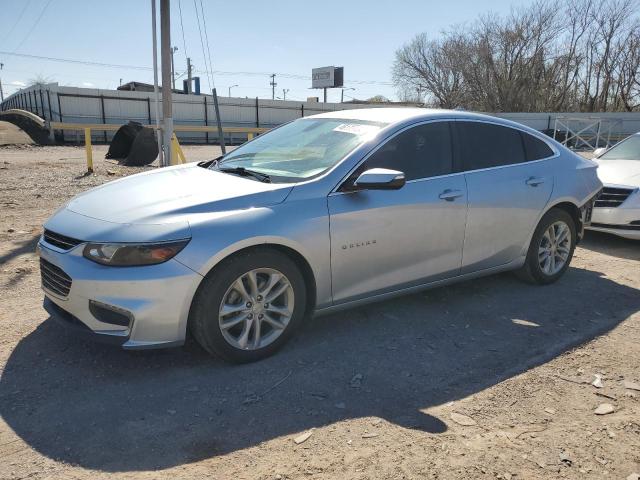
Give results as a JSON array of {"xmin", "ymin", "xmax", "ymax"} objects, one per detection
[
  {"xmin": 594, "ymin": 159, "xmax": 640, "ymax": 187},
  {"xmin": 65, "ymin": 163, "xmax": 293, "ymax": 225}
]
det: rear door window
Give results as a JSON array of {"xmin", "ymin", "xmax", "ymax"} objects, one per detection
[{"xmin": 456, "ymin": 122, "xmax": 526, "ymax": 171}]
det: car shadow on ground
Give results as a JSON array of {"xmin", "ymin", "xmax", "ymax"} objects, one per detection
[
  {"xmin": 580, "ymin": 230, "xmax": 640, "ymax": 261},
  {"xmin": 1, "ymin": 267, "xmax": 639, "ymax": 472},
  {"xmin": 0, "ymin": 233, "xmax": 39, "ymax": 266}
]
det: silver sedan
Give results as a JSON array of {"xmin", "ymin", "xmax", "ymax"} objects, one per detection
[
  {"xmin": 589, "ymin": 133, "xmax": 640, "ymax": 240},
  {"xmin": 39, "ymin": 109, "xmax": 602, "ymax": 362}
]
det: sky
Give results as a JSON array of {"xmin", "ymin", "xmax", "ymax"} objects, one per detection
[{"xmin": 0, "ymin": 0, "xmax": 534, "ymax": 103}]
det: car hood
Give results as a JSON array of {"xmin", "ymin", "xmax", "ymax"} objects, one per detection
[
  {"xmin": 66, "ymin": 163, "xmax": 294, "ymax": 225},
  {"xmin": 594, "ymin": 159, "xmax": 640, "ymax": 187}
]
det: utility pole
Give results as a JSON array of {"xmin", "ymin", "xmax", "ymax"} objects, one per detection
[
  {"xmin": 170, "ymin": 46, "xmax": 178, "ymax": 90},
  {"xmin": 282, "ymin": 88, "xmax": 289, "ymax": 101},
  {"xmin": 150, "ymin": 0, "xmax": 163, "ymax": 166},
  {"xmin": 160, "ymin": 0, "xmax": 173, "ymax": 166},
  {"xmin": 270, "ymin": 73, "xmax": 277, "ymax": 100},
  {"xmin": 212, "ymin": 88, "xmax": 226, "ymax": 155},
  {"xmin": 186, "ymin": 57, "xmax": 193, "ymax": 94}
]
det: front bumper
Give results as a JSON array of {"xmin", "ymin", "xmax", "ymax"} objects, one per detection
[
  {"xmin": 587, "ymin": 222, "xmax": 640, "ymax": 240},
  {"xmin": 38, "ymin": 240, "xmax": 203, "ymax": 349},
  {"xmin": 587, "ymin": 190, "xmax": 640, "ymax": 240},
  {"xmin": 44, "ymin": 297, "xmax": 130, "ymax": 346}
]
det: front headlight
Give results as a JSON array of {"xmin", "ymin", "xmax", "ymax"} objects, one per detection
[{"xmin": 83, "ymin": 239, "xmax": 190, "ymax": 266}]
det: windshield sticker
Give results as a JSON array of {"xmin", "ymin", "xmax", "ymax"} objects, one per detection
[
  {"xmin": 255, "ymin": 146, "xmax": 327, "ymax": 158},
  {"xmin": 333, "ymin": 123, "xmax": 381, "ymax": 136}
]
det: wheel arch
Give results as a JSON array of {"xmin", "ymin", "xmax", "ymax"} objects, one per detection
[
  {"xmin": 184, "ymin": 241, "xmax": 318, "ymax": 338},
  {"xmin": 249, "ymin": 243, "xmax": 318, "ymax": 314},
  {"xmin": 543, "ymin": 200, "xmax": 582, "ymax": 240},
  {"xmin": 520, "ymin": 198, "xmax": 582, "ymax": 259}
]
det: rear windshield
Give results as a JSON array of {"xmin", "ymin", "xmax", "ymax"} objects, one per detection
[
  {"xmin": 599, "ymin": 135, "xmax": 640, "ymax": 161},
  {"xmin": 215, "ymin": 118, "xmax": 386, "ymax": 182}
]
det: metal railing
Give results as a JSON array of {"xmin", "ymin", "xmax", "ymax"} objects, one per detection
[{"xmin": 552, "ymin": 117, "xmax": 624, "ymax": 150}]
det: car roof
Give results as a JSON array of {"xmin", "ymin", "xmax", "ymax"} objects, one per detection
[{"xmin": 307, "ymin": 107, "xmax": 526, "ymax": 129}]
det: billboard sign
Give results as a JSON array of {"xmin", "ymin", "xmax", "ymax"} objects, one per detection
[{"xmin": 312, "ymin": 66, "xmax": 344, "ymax": 89}]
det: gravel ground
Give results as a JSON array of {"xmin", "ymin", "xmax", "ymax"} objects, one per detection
[
  {"xmin": 0, "ymin": 145, "xmax": 639, "ymax": 480},
  {"xmin": 0, "ymin": 121, "xmax": 34, "ymax": 146}
]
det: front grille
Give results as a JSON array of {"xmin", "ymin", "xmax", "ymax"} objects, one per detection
[
  {"xmin": 40, "ymin": 258, "xmax": 72, "ymax": 298},
  {"xmin": 43, "ymin": 229, "xmax": 83, "ymax": 251},
  {"xmin": 594, "ymin": 187, "xmax": 635, "ymax": 208}
]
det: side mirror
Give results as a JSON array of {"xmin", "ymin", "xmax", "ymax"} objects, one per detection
[
  {"xmin": 593, "ymin": 147, "xmax": 606, "ymax": 158},
  {"xmin": 354, "ymin": 168, "xmax": 406, "ymax": 190}
]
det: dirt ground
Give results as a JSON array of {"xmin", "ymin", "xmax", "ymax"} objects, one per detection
[
  {"xmin": 0, "ymin": 144, "xmax": 639, "ymax": 480},
  {"xmin": 0, "ymin": 121, "xmax": 34, "ymax": 146}
]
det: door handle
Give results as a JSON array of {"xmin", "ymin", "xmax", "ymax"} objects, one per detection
[
  {"xmin": 438, "ymin": 189, "xmax": 463, "ymax": 201},
  {"xmin": 526, "ymin": 177, "xmax": 545, "ymax": 187}
]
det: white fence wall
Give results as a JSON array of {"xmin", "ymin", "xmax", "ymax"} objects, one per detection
[
  {"xmin": 2, "ymin": 83, "xmax": 640, "ymax": 144},
  {"xmin": 0, "ymin": 83, "xmax": 384, "ymax": 143}
]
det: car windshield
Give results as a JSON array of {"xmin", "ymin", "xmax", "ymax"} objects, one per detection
[
  {"xmin": 599, "ymin": 135, "xmax": 640, "ymax": 161},
  {"xmin": 214, "ymin": 118, "xmax": 386, "ymax": 182}
]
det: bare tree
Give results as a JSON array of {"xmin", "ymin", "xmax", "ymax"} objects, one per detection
[
  {"xmin": 392, "ymin": 0, "xmax": 640, "ymax": 112},
  {"xmin": 393, "ymin": 33, "xmax": 468, "ymax": 108},
  {"xmin": 28, "ymin": 74, "xmax": 54, "ymax": 87},
  {"xmin": 366, "ymin": 95, "xmax": 391, "ymax": 103},
  {"xmin": 616, "ymin": 26, "xmax": 640, "ymax": 110}
]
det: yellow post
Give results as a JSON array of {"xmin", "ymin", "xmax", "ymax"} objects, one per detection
[
  {"xmin": 84, "ymin": 128, "xmax": 94, "ymax": 173},
  {"xmin": 170, "ymin": 134, "xmax": 178, "ymax": 165},
  {"xmin": 170, "ymin": 133, "xmax": 187, "ymax": 165},
  {"xmin": 247, "ymin": 132, "xmax": 254, "ymax": 141}
]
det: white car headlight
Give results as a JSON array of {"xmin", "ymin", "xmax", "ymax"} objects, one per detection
[{"xmin": 83, "ymin": 239, "xmax": 190, "ymax": 266}]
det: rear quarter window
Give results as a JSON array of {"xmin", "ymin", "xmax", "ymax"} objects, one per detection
[{"xmin": 521, "ymin": 132, "xmax": 554, "ymax": 160}]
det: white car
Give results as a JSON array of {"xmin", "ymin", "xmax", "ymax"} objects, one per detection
[{"xmin": 590, "ymin": 133, "xmax": 640, "ymax": 240}]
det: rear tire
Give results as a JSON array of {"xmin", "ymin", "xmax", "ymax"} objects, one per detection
[
  {"xmin": 516, "ymin": 208, "xmax": 576, "ymax": 285},
  {"xmin": 189, "ymin": 248, "xmax": 307, "ymax": 363}
]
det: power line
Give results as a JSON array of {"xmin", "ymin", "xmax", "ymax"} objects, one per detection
[
  {"xmin": 12, "ymin": 0, "xmax": 53, "ymax": 53},
  {"xmin": 192, "ymin": 0, "xmax": 213, "ymax": 91},
  {"xmin": 0, "ymin": 51, "xmax": 394, "ymax": 87},
  {"xmin": 0, "ymin": 51, "xmax": 153, "ymax": 70},
  {"xmin": 177, "ymin": 0, "xmax": 188, "ymax": 59},
  {"xmin": 0, "ymin": 0, "xmax": 33, "ymax": 46},
  {"xmin": 199, "ymin": 0, "xmax": 216, "ymax": 89}
]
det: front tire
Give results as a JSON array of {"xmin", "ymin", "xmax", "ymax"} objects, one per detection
[
  {"xmin": 516, "ymin": 208, "xmax": 576, "ymax": 285},
  {"xmin": 189, "ymin": 249, "xmax": 307, "ymax": 363}
]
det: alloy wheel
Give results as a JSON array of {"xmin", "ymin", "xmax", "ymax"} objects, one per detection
[
  {"xmin": 218, "ymin": 268, "xmax": 294, "ymax": 350},
  {"xmin": 538, "ymin": 220, "xmax": 571, "ymax": 276}
]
